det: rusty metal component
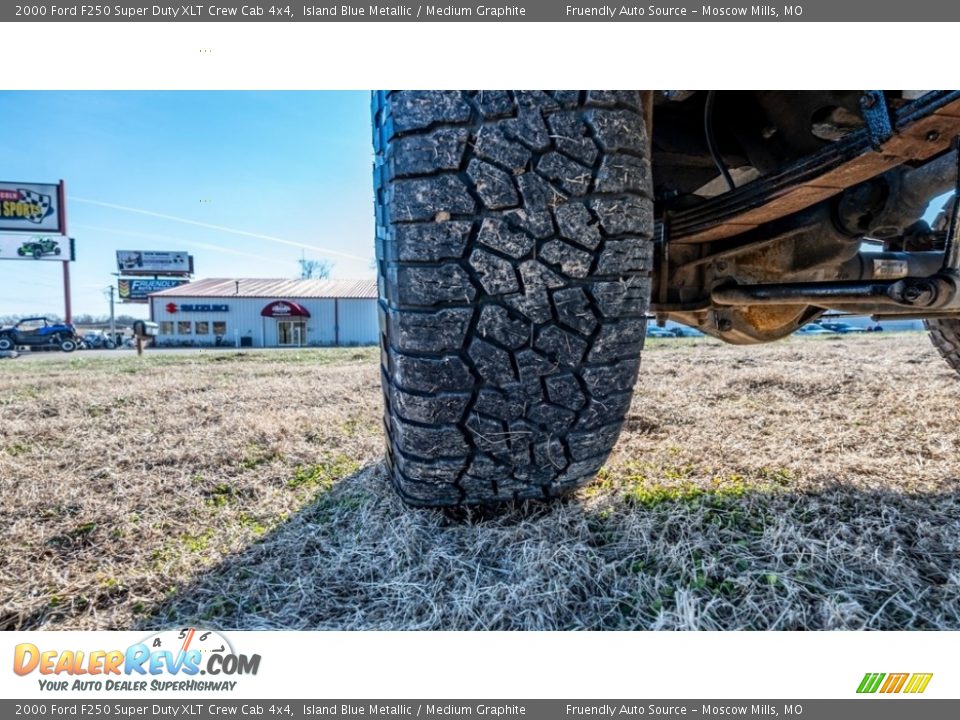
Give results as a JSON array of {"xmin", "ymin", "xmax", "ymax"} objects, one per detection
[
  {"xmin": 941, "ymin": 138, "xmax": 960, "ymax": 273},
  {"xmin": 668, "ymin": 92, "xmax": 960, "ymax": 244},
  {"xmin": 860, "ymin": 91, "xmax": 894, "ymax": 150},
  {"xmin": 838, "ymin": 251, "xmax": 944, "ymax": 281},
  {"xmin": 835, "ymin": 150, "xmax": 957, "ymax": 238},
  {"xmin": 711, "ymin": 274, "xmax": 960, "ymax": 311}
]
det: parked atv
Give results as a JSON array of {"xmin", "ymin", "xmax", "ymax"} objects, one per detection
[
  {"xmin": 17, "ymin": 238, "xmax": 62, "ymax": 259},
  {"xmin": 373, "ymin": 90, "xmax": 960, "ymax": 507},
  {"xmin": 0, "ymin": 317, "xmax": 78, "ymax": 352},
  {"xmin": 80, "ymin": 330, "xmax": 117, "ymax": 350}
]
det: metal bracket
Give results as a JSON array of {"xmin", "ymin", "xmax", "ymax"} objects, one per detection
[
  {"xmin": 941, "ymin": 136, "xmax": 960, "ymax": 272},
  {"xmin": 859, "ymin": 91, "xmax": 894, "ymax": 151}
]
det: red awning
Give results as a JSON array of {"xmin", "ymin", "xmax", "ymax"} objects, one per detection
[{"xmin": 261, "ymin": 300, "xmax": 311, "ymax": 318}]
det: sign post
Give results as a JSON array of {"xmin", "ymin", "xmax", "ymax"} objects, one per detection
[
  {"xmin": 0, "ymin": 178, "xmax": 72, "ymax": 321},
  {"xmin": 60, "ymin": 181, "xmax": 70, "ymax": 322}
]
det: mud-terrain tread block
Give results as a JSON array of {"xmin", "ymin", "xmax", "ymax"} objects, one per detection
[
  {"xmin": 391, "ymin": 175, "xmax": 476, "ymax": 222},
  {"xmin": 394, "ymin": 221, "xmax": 473, "ymax": 262},
  {"xmin": 475, "ymin": 127, "xmax": 532, "ymax": 170},
  {"xmin": 476, "ymin": 305, "xmax": 531, "ymax": 349},
  {"xmin": 537, "ymin": 152, "xmax": 593, "ymax": 195},
  {"xmin": 467, "ymin": 159, "xmax": 520, "ymax": 209},
  {"xmin": 540, "ymin": 240, "xmax": 593, "ymax": 278},
  {"xmin": 395, "ymin": 265, "xmax": 477, "ymax": 306},
  {"xmin": 387, "ymin": 307, "xmax": 474, "ymax": 353},
  {"xmin": 389, "ymin": 386, "xmax": 471, "ymax": 425},
  {"xmin": 556, "ymin": 203, "xmax": 602, "ymax": 250},
  {"xmin": 552, "ymin": 287, "xmax": 598, "ymax": 335},
  {"xmin": 374, "ymin": 90, "xmax": 653, "ymax": 507},
  {"xmin": 926, "ymin": 319, "xmax": 960, "ymax": 374},
  {"xmin": 546, "ymin": 112, "xmax": 600, "ymax": 167},
  {"xmin": 391, "ymin": 128, "xmax": 469, "ymax": 178},
  {"xmin": 470, "ymin": 248, "xmax": 521, "ymax": 295},
  {"xmin": 477, "ymin": 218, "xmax": 535, "ymax": 259}
]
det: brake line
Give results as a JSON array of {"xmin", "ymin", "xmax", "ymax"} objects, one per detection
[{"xmin": 704, "ymin": 90, "xmax": 736, "ymax": 192}]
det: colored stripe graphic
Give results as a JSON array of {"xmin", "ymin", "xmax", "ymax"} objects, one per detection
[
  {"xmin": 857, "ymin": 673, "xmax": 885, "ymax": 693},
  {"xmin": 880, "ymin": 673, "xmax": 909, "ymax": 693},
  {"xmin": 904, "ymin": 674, "xmax": 934, "ymax": 694},
  {"xmin": 857, "ymin": 672, "xmax": 932, "ymax": 694}
]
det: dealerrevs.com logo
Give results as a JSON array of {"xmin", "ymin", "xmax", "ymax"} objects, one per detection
[{"xmin": 13, "ymin": 628, "xmax": 261, "ymax": 693}]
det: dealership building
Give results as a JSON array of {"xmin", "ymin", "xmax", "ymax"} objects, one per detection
[{"xmin": 149, "ymin": 278, "xmax": 379, "ymax": 347}]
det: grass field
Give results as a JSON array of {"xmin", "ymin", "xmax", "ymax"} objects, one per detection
[{"xmin": 1, "ymin": 333, "xmax": 958, "ymax": 630}]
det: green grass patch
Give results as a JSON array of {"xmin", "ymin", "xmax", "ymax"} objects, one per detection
[
  {"xmin": 0, "ymin": 346, "xmax": 379, "ymax": 377},
  {"xmin": 589, "ymin": 461, "xmax": 797, "ymax": 510},
  {"xmin": 286, "ymin": 454, "xmax": 360, "ymax": 491},
  {"xmin": 204, "ymin": 482, "xmax": 237, "ymax": 508},
  {"xmin": 3, "ymin": 442, "xmax": 33, "ymax": 457},
  {"xmin": 240, "ymin": 443, "xmax": 282, "ymax": 470}
]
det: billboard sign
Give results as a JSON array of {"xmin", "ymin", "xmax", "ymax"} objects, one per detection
[
  {"xmin": 116, "ymin": 250, "xmax": 192, "ymax": 276},
  {"xmin": 0, "ymin": 181, "xmax": 64, "ymax": 234},
  {"xmin": 0, "ymin": 234, "xmax": 75, "ymax": 261},
  {"xmin": 118, "ymin": 277, "xmax": 187, "ymax": 303}
]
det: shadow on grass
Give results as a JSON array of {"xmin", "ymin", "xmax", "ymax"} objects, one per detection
[{"xmin": 141, "ymin": 462, "xmax": 960, "ymax": 631}]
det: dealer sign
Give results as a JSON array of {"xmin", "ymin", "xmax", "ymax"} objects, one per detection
[
  {"xmin": 117, "ymin": 250, "xmax": 192, "ymax": 276},
  {"xmin": 165, "ymin": 303, "xmax": 229, "ymax": 313},
  {"xmin": 0, "ymin": 181, "xmax": 65, "ymax": 234},
  {"xmin": 118, "ymin": 278, "xmax": 187, "ymax": 303}
]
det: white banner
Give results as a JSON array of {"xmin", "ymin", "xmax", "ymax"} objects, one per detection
[{"xmin": 0, "ymin": 631, "xmax": 956, "ymax": 700}]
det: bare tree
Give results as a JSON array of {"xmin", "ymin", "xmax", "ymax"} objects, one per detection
[{"xmin": 298, "ymin": 258, "xmax": 333, "ymax": 280}]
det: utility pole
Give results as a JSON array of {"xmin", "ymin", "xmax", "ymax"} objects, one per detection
[
  {"xmin": 60, "ymin": 180, "xmax": 72, "ymax": 323},
  {"xmin": 104, "ymin": 284, "xmax": 116, "ymax": 347},
  {"xmin": 109, "ymin": 285, "xmax": 116, "ymax": 346}
]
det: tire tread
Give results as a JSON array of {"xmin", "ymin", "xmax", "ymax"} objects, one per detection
[{"xmin": 374, "ymin": 90, "xmax": 653, "ymax": 506}]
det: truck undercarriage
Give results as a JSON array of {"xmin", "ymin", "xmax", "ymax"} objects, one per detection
[{"xmin": 650, "ymin": 90, "xmax": 960, "ymax": 343}]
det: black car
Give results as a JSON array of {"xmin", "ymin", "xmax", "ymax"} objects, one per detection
[{"xmin": 0, "ymin": 317, "xmax": 79, "ymax": 352}]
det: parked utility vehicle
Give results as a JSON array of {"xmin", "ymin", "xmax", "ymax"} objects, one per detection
[{"xmin": 0, "ymin": 317, "xmax": 78, "ymax": 352}]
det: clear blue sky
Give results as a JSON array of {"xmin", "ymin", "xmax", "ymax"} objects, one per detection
[{"xmin": 0, "ymin": 91, "xmax": 374, "ymax": 318}]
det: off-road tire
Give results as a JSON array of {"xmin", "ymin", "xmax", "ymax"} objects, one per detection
[
  {"xmin": 924, "ymin": 207, "xmax": 960, "ymax": 375},
  {"xmin": 925, "ymin": 318, "xmax": 960, "ymax": 374},
  {"xmin": 0, "ymin": 336, "xmax": 13, "ymax": 351},
  {"xmin": 373, "ymin": 90, "xmax": 654, "ymax": 507}
]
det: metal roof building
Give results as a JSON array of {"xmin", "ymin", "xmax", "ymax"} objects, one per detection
[{"xmin": 149, "ymin": 278, "xmax": 379, "ymax": 348}]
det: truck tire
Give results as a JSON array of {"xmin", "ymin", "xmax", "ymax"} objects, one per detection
[
  {"xmin": 925, "ymin": 318, "xmax": 960, "ymax": 374},
  {"xmin": 924, "ymin": 206, "xmax": 960, "ymax": 375},
  {"xmin": 373, "ymin": 90, "xmax": 654, "ymax": 507}
]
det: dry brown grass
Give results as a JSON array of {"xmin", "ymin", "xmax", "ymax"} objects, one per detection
[{"xmin": 1, "ymin": 334, "xmax": 958, "ymax": 631}]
